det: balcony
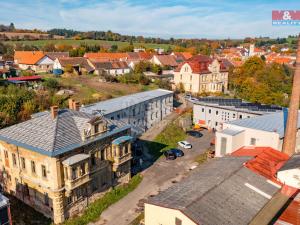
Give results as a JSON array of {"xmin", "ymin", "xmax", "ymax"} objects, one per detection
[
  {"xmin": 113, "ymin": 153, "xmax": 132, "ymax": 171},
  {"xmin": 64, "ymin": 173, "xmax": 91, "ymax": 192}
]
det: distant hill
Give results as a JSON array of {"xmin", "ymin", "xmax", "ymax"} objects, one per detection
[{"xmin": 0, "ymin": 32, "xmax": 64, "ymax": 41}]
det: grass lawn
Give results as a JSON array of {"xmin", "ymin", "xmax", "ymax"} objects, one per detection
[
  {"xmin": 42, "ymin": 75, "xmax": 159, "ymax": 105},
  {"xmin": 63, "ymin": 174, "xmax": 143, "ymax": 225},
  {"xmin": 5, "ymin": 39, "xmax": 174, "ymax": 50},
  {"xmin": 146, "ymin": 120, "xmax": 187, "ymax": 159}
]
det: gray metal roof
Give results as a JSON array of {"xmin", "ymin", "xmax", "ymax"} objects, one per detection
[
  {"xmin": 148, "ymin": 156, "xmax": 280, "ymax": 225},
  {"xmin": 80, "ymin": 89, "xmax": 173, "ymax": 115},
  {"xmin": 0, "ymin": 193, "xmax": 9, "ymax": 209},
  {"xmin": 62, "ymin": 153, "xmax": 90, "ymax": 166},
  {"xmin": 0, "ymin": 109, "xmax": 130, "ymax": 157},
  {"xmin": 228, "ymin": 112, "xmax": 300, "ymax": 138},
  {"xmin": 219, "ymin": 128, "xmax": 244, "ymax": 136}
]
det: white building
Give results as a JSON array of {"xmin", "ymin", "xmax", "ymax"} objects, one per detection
[
  {"xmin": 192, "ymin": 98, "xmax": 281, "ymax": 130},
  {"xmin": 80, "ymin": 89, "xmax": 173, "ymax": 136},
  {"xmin": 215, "ymin": 112, "xmax": 300, "ymax": 157},
  {"xmin": 14, "ymin": 51, "xmax": 54, "ymax": 73}
]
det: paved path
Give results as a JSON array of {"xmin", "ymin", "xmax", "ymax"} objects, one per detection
[{"xmin": 95, "ymin": 126, "xmax": 214, "ymax": 225}]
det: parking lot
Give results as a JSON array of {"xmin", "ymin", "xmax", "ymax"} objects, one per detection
[{"xmin": 97, "ymin": 129, "xmax": 215, "ymax": 225}]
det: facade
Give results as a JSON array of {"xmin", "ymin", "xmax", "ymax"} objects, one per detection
[
  {"xmin": 80, "ymin": 89, "xmax": 174, "ymax": 136},
  {"xmin": 174, "ymin": 55, "xmax": 230, "ymax": 94},
  {"xmin": 14, "ymin": 51, "xmax": 54, "ymax": 73},
  {"xmin": 145, "ymin": 155, "xmax": 283, "ymax": 225},
  {"xmin": 53, "ymin": 57, "xmax": 94, "ymax": 75},
  {"xmin": 0, "ymin": 193, "xmax": 12, "ymax": 225},
  {"xmin": 90, "ymin": 61, "xmax": 131, "ymax": 76},
  {"xmin": 0, "ymin": 102, "xmax": 133, "ymax": 224},
  {"xmin": 192, "ymin": 98, "xmax": 282, "ymax": 130},
  {"xmin": 215, "ymin": 112, "xmax": 300, "ymax": 157}
]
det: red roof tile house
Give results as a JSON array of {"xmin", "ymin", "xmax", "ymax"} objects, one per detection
[
  {"xmin": 14, "ymin": 51, "xmax": 54, "ymax": 73},
  {"xmin": 150, "ymin": 55, "xmax": 178, "ymax": 68},
  {"xmin": 174, "ymin": 55, "xmax": 230, "ymax": 94}
]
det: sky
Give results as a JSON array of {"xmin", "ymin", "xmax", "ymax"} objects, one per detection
[{"xmin": 0, "ymin": 0, "xmax": 300, "ymax": 39}]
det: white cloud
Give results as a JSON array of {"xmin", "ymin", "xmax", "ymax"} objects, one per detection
[{"xmin": 0, "ymin": 0, "xmax": 299, "ymax": 38}]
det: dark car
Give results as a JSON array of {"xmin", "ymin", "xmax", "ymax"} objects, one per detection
[
  {"xmin": 186, "ymin": 130, "xmax": 203, "ymax": 138},
  {"xmin": 164, "ymin": 150, "xmax": 177, "ymax": 160},
  {"xmin": 170, "ymin": 148, "xmax": 184, "ymax": 157}
]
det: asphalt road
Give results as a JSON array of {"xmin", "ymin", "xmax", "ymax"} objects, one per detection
[{"xmin": 94, "ymin": 129, "xmax": 214, "ymax": 225}]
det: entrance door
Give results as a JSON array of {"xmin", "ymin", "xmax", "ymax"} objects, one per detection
[{"xmin": 220, "ymin": 137, "xmax": 227, "ymax": 156}]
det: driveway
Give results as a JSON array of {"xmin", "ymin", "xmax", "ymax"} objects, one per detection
[{"xmin": 95, "ymin": 129, "xmax": 214, "ymax": 225}]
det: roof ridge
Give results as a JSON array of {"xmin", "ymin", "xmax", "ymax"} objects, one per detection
[{"xmin": 51, "ymin": 113, "xmax": 60, "ymax": 156}]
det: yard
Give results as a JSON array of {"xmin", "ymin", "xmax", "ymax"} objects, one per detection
[
  {"xmin": 146, "ymin": 117, "xmax": 188, "ymax": 159},
  {"xmin": 43, "ymin": 75, "xmax": 159, "ymax": 105},
  {"xmin": 5, "ymin": 39, "xmax": 174, "ymax": 50}
]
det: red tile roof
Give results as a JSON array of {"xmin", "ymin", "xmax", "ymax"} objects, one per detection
[
  {"xmin": 276, "ymin": 191, "xmax": 300, "ymax": 225},
  {"xmin": 232, "ymin": 147, "xmax": 289, "ymax": 182},
  {"xmin": 14, "ymin": 51, "xmax": 45, "ymax": 65},
  {"xmin": 7, "ymin": 75, "xmax": 42, "ymax": 81}
]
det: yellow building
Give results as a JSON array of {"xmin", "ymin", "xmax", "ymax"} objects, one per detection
[
  {"xmin": 174, "ymin": 55, "xmax": 230, "ymax": 94},
  {"xmin": 0, "ymin": 101, "xmax": 132, "ymax": 224}
]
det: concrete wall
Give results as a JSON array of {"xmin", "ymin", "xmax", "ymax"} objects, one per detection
[
  {"xmin": 145, "ymin": 203, "xmax": 196, "ymax": 225},
  {"xmin": 193, "ymin": 103, "xmax": 262, "ymax": 130},
  {"xmin": 215, "ymin": 123, "xmax": 282, "ymax": 157},
  {"xmin": 104, "ymin": 93, "xmax": 173, "ymax": 136}
]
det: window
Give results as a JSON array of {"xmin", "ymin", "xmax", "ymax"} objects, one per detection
[
  {"xmin": 189, "ymin": 84, "xmax": 192, "ymax": 91},
  {"xmin": 216, "ymin": 111, "xmax": 219, "ymax": 115},
  {"xmin": 133, "ymin": 108, "xmax": 136, "ymax": 116},
  {"xmin": 233, "ymin": 113, "xmax": 236, "ymax": 118},
  {"xmin": 175, "ymin": 218, "xmax": 182, "ymax": 225},
  {"xmin": 250, "ymin": 138, "xmax": 256, "ymax": 146},
  {"xmin": 117, "ymin": 114, "xmax": 120, "ymax": 120},
  {"xmin": 67, "ymin": 196, "xmax": 72, "ymax": 205},
  {"xmin": 180, "ymin": 74, "xmax": 182, "ymax": 80},
  {"xmin": 21, "ymin": 157, "xmax": 26, "ymax": 170},
  {"xmin": 202, "ymin": 108, "xmax": 204, "ymax": 112},
  {"xmin": 41, "ymin": 165, "xmax": 47, "ymax": 178},
  {"xmin": 80, "ymin": 164, "xmax": 86, "ymax": 176},
  {"xmin": 101, "ymin": 150, "xmax": 105, "ymax": 160},
  {"xmin": 31, "ymin": 161, "xmax": 36, "ymax": 174},
  {"xmin": 190, "ymin": 75, "xmax": 192, "ymax": 81},
  {"xmin": 239, "ymin": 115, "xmax": 243, "ymax": 119},
  {"xmin": 12, "ymin": 153, "xmax": 17, "ymax": 166},
  {"xmin": 111, "ymin": 116, "xmax": 114, "ymax": 120},
  {"xmin": 4, "ymin": 151, "xmax": 8, "ymax": 159},
  {"xmin": 44, "ymin": 193, "xmax": 49, "ymax": 206},
  {"xmin": 209, "ymin": 109, "xmax": 211, "ymax": 114},
  {"xmin": 72, "ymin": 167, "xmax": 77, "ymax": 180},
  {"xmin": 91, "ymin": 153, "xmax": 96, "ymax": 166},
  {"xmin": 94, "ymin": 124, "xmax": 99, "ymax": 134}
]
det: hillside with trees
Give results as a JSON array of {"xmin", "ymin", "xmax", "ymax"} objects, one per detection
[{"xmin": 229, "ymin": 56, "xmax": 293, "ymax": 106}]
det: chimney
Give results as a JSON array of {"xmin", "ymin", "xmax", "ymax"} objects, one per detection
[
  {"xmin": 50, "ymin": 106, "xmax": 59, "ymax": 119},
  {"xmin": 73, "ymin": 101, "xmax": 80, "ymax": 111},
  {"xmin": 282, "ymin": 35, "xmax": 300, "ymax": 156},
  {"xmin": 68, "ymin": 99, "xmax": 75, "ymax": 110}
]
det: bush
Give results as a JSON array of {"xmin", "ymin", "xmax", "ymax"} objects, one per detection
[
  {"xmin": 43, "ymin": 78, "xmax": 59, "ymax": 90},
  {"xmin": 64, "ymin": 64, "xmax": 74, "ymax": 73},
  {"xmin": 63, "ymin": 174, "xmax": 143, "ymax": 225}
]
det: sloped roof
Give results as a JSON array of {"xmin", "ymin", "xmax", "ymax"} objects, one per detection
[
  {"xmin": 90, "ymin": 61, "xmax": 129, "ymax": 70},
  {"xmin": 14, "ymin": 51, "xmax": 45, "ymax": 65},
  {"xmin": 58, "ymin": 57, "xmax": 94, "ymax": 72},
  {"xmin": 84, "ymin": 52, "xmax": 128, "ymax": 61},
  {"xmin": 154, "ymin": 55, "xmax": 178, "ymax": 67},
  {"xmin": 148, "ymin": 156, "xmax": 280, "ymax": 225},
  {"xmin": 232, "ymin": 146, "xmax": 289, "ymax": 183},
  {"xmin": 228, "ymin": 112, "xmax": 300, "ymax": 138},
  {"xmin": 0, "ymin": 109, "xmax": 130, "ymax": 157},
  {"xmin": 81, "ymin": 89, "xmax": 173, "ymax": 115},
  {"xmin": 46, "ymin": 52, "xmax": 69, "ymax": 60}
]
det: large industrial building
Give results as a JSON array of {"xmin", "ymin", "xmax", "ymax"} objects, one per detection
[
  {"xmin": 80, "ymin": 89, "xmax": 174, "ymax": 136},
  {"xmin": 191, "ymin": 97, "xmax": 282, "ymax": 130}
]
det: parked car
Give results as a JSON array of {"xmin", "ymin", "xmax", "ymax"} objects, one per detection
[
  {"xmin": 170, "ymin": 148, "xmax": 184, "ymax": 157},
  {"xmin": 186, "ymin": 130, "xmax": 202, "ymax": 138},
  {"xmin": 178, "ymin": 141, "xmax": 192, "ymax": 149},
  {"xmin": 164, "ymin": 150, "xmax": 177, "ymax": 160}
]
